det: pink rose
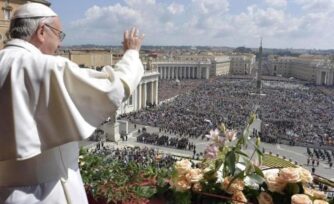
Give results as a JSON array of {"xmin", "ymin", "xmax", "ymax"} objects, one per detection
[
  {"xmin": 185, "ymin": 168, "xmax": 203, "ymax": 183},
  {"xmin": 278, "ymin": 167, "xmax": 301, "ymax": 183},
  {"xmin": 265, "ymin": 173, "xmax": 286, "ymax": 193},
  {"xmin": 170, "ymin": 175, "xmax": 191, "ymax": 192},
  {"xmin": 297, "ymin": 168, "xmax": 313, "ymax": 183},
  {"xmin": 313, "ymin": 200, "xmax": 329, "ymax": 204},
  {"xmin": 221, "ymin": 177, "xmax": 244, "ymax": 194},
  {"xmin": 291, "ymin": 194, "xmax": 312, "ymax": 204},
  {"xmin": 175, "ymin": 159, "xmax": 192, "ymax": 175},
  {"xmin": 232, "ymin": 191, "xmax": 248, "ymax": 204}
]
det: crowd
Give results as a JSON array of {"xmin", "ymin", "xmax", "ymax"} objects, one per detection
[
  {"xmin": 119, "ymin": 77, "xmax": 334, "ymax": 147},
  {"xmin": 158, "ymin": 79, "xmax": 203, "ymax": 102},
  {"xmin": 136, "ymin": 132, "xmax": 196, "ymax": 151},
  {"xmin": 92, "ymin": 145, "xmax": 178, "ymax": 169}
]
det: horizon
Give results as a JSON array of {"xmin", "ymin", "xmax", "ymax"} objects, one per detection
[{"xmin": 49, "ymin": 0, "xmax": 334, "ymax": 50}]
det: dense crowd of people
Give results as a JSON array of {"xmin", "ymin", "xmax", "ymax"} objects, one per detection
[
  {"xmin": 92, "ymin": 145, "xmax": 178, "ymax": 169},
  {"xmin": 158, "ymin": 79, "xmax": 203, "ymax": 102},
  {"xmin": 119, "ymin": 76, "xmax": 334, "ymax": 147},
  {"xmin": 136, "ymin": 132, "xmax": 196, "ymax": 151}
]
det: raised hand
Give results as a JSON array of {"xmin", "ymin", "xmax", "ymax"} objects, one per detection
[{"xmin": 122, "ymin": 27, "xmax": 144, "ymax": 52}]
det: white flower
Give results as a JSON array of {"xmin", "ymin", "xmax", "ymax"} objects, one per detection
[
  {"xmin": 225, "ymin": 129, "xmax": 237, "ymax": 142},
  {"xmin": 216, "ymin": 169, "xmax": 224, "ymax": 183}
]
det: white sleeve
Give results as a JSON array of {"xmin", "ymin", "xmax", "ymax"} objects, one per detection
[{"xmin": 102, "ymin": 49, "xmax": 144, "ymax": 100}]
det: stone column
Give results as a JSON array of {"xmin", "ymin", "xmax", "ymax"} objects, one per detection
[
  {"xmin": 143, "ymin": 83, "xmax": 147, "ymax": 108},
  {"xmin": 192, "ymin": 67, "xmax": 195, "ymax": 78},
  {"xmin": 171, "ymin": 67, "xmax": 174, "ymax": 79},
  {"xmin": 155, "ymin": 80, "xmax": 159, "ymax": 104},
  {"xmin": 163, "ymin": 67, "xmax": 166, "ymax": 79},
  {"xmin": 197, "ymin": 66, "xmax": 202, "ymax": 79},
  {"xmin": 137, "ymin": 84, "xmax": 142, "ymax": 110},
  {"xmin": 151, "ymin": 82, "xmax": 154, "ymax": 104}
]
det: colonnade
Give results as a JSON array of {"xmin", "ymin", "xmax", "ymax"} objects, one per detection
[{"xmin": 158, "ymin": 65, "xmax": 210, "ymax": 80}]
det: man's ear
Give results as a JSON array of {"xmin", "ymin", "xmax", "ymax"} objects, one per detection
[{"xmin": 35, "ymin": 24, "xmax": 46, "ymax": 43}]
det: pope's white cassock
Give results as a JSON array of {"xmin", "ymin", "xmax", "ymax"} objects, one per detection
[{"xmin": 0, "ymin": 39, "xmax": 144, "ymax": 203}]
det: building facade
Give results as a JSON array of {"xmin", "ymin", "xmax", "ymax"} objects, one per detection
[
  {"xmin": 156, "ymin": 61, "xmax": 211, "ymax": 80},
  {"xmin": 265, "ymin": 55, "xmax": 291, "ymax": 77},
  {"xmin": 315, "ymin": 58, "xmax": 334, "ymax": 86},
  {"xmin": 229, "ymin": 53, "xmax": 256, "ymax": 75},
  {"xmin": 59, "ymin": 49, "xmax": 113, "ymax": 68},
  {"xmin": 210, "ymin": 56, "xmax": 231, "ymax": 76},
  {"xmin": 265, "ymin": 55, "xmax": 333, "ymax": 85}
]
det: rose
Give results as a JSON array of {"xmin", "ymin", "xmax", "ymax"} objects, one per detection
[
  {"xmin": 171, "ymin": 175, "xmax": 191, "ymax": 192},
  {"xmin": 221, "ymin": 177, "xmax": 244, "ymax": 194},
  {"xmin": 291, "ymin": 194, "xmax": 312, "ymax": 204},
  {"xmin": 312, "ymin": 190, "xmax": 327, "ymax": 200},
  {"xmin": 298, "ymin": 167, "xmax": 313, "ymax": 183},
  {"xmin": 303, "ymin": 187, "xmax": 314, "ymax": 197},
  {"xmin": 192, "ymin": 182, "xmax": 203, "ymax": 192},
  {"xmin": 278, "ymin": 167, "xmax": 301, "ymax": 183},
  {"xmin": 265, "ymin": 173, "xmax": 286, "ymax": 192},
  {"xmin": 225, "ymin": 129, "xmax": 237, "ymax": 142},
  {"xmin": 185, "ymin": 168, "xmax": 203, "ymax": 183},
  {"xmin": 232, "ymin": 191, "xmax": 247, "ymax": 204},
  {"xmin": 304, "ymin": 188, "xmax": 327, "ymax": 200},
  {"xmin": 257, "ymin": 192, "xmax": 274, "ymax": 204},
  {"xmin": 175, "ymin": 159, "xmax": 192, "ymax": 175},
  {"xmin": 313, "ymin": 200, "xmax": 329, "ymax": 204}
]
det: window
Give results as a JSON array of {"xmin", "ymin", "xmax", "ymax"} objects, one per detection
[
  {"xmin": 3, "ymin": 3, "xmax": 12, "ymax": 20},
  {"xmin": 4, "ymin": 9, "xmax": 10, "ymax": 20}
]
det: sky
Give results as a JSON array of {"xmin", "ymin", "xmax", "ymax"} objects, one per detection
[{"xmin": 49, "ymin": 0, "xmax": 334, "ymax": 49}]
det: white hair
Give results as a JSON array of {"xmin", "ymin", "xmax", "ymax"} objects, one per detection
[{"xmin": 8, "ymin": 17, "xmax": 55, "ymax": 41}]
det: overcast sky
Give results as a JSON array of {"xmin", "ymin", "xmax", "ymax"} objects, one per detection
[{"xmin": 49, "ymin": 0, "xmax": 334, "ymax": 49}]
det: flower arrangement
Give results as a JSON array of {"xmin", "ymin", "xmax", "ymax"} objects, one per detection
[
  {"xmin": 169, "ymin": 113, "xmax": 332, "ymax": 204},
  {"xmin": 79, "ymin": 149, "xmax": 172, "ymax": 204}
]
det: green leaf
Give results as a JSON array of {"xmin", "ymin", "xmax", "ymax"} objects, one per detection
[
  {"xmin": 225, "ymin": 151, "xmax": 236, "ymax": 175},
  {"xmin": 134, "ymin": 186, "xmax": 157, "ymax": 198},
  {"xmin": 254, "ymin": 145, "xmax": 264, "ymax": 156},
  {"xmin": 253, "ymin": 165, "xmax": 264, "ymax": 177},
  {"xmin": 235, "ymin": 150, "xmax": 249, "ymax": 158}
]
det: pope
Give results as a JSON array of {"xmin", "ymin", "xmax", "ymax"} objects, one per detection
[{"xmin": 0, "ymin": 2, "xmax": 144, "ymax": 203}]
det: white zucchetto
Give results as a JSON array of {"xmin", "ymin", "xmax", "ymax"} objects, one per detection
[{"xmin": 12, "ymin": 2, "xmax": 57, "ymax": 20}]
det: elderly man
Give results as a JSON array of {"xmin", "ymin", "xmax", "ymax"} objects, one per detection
[{"xmin": 0, "ymin": 2, "xmax": 144, "ymax": 204}]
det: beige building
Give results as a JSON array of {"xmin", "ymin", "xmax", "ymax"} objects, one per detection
[
  {"xmin": 315, "ymin": 58, "xmax": 334, "ymax": 86},
  {"xmin": 265, "ymin": 55, "xmax": 292, "ymax": 77},
  {"xmin": 0, "ymin": 0, "xmax": 50, "ymax": 48},
  {"xmin": 59, "ymin": 49, "xmax": 113, "ymax": 68},
  {"xmin": 266, "ymin": 55, "xmax": 331, "ymax": 84},
  {"xmin": 229, "ymin": 53, "xmax": 256, "ymax": 75},
  {"xmin": 210, "ymin": 56, "xmax": 231, "ymax": 76}
]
